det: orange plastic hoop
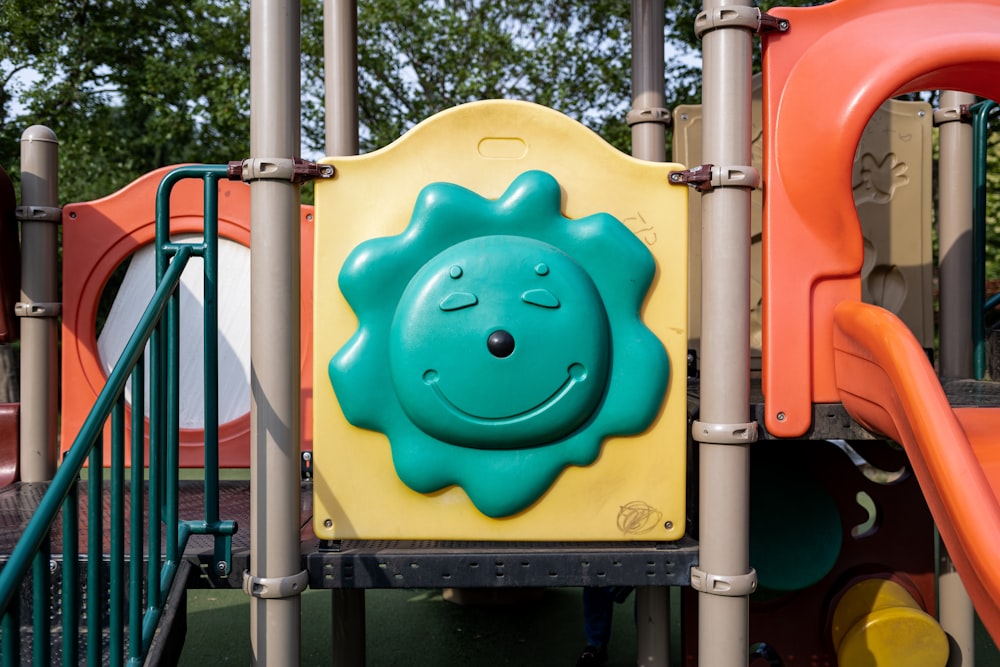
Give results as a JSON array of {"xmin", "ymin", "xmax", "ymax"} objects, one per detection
[
  {"xmin": 61, "ymin": 165, "xmax": 314, "ymax": 467},
  {"xmin": 762, "ymin": 0, "xmax": 1000, "ymax": 437}
]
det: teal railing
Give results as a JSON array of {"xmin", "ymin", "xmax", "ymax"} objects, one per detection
[
  {"xmin": 972, "ymin": 99, "xmax": 998, "ymax": 379},
  {"xmin": 0, "ymin": 165, "xmax": 237, "ymax": 666}
]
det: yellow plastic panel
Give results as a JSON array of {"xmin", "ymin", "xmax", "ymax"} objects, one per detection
[{"xmin": 313, "ymin": 100, "xmax": 688, "ymax": 541}]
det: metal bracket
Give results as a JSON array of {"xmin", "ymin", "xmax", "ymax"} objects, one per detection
[
  {"xmin": 626, "ymin": 107, "xmax": 672, "ymax": 128},
  {"xmin": 933, "ymin": 104, "xmax": 972, "ymax": 126},
  {"xmin": 15, "ymin": 206, "xmax": 62, "ymax": 223},
  {"xmin": 242, "ymin": 569, "xmax": 309, "ymax": 599},
  {"xmin": 227, "ymin": 157, "xmax": 335, "ymax": 184},
  {"xmin": 695, "ymin": 7, "xmax": 789, "ymax": 38},
  {"xmin": 692, "ymin": 419, "xmax": 759, "ymax": 445},
  {"xmin": 15, "ymin": 301, "xmax": 62, "ymax": 318},
  {"xmin": 669, "ymin": 164, "xmax": 759, "ymax": 192},
  {"xmin": 690, "ymin": 566, "xmax": 758, "ymax": 597}
]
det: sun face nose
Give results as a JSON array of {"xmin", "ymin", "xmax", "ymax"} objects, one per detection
[{"xmin": 487, "ymin": 329, "xmax": 515, "ymax": 358}]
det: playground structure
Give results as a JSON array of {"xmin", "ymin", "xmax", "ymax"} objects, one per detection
[{"xmin": 3, "ymin": 0, "xmax": 1000, "ymax": 665}]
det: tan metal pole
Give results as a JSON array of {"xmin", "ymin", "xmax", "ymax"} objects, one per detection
[
  {"xmin": 630, "ymin": 0, "xmax": 667, "ymax": 163},
  {"xmin": 936, "ymin": 89, "xmax": 977, "ymax": 667},
  {"xmin": 324, "ymin": 0, "xmax": 359, "ymax": 157},
  {"xmin": 629, "ymin": 2, "xmax": 672, "ymax": 664},
  {"xmin": 938, "ymin": 90, "xmax": 976, "ymax": 378},
  {"xmin": 248, "ymin": 0, "xmax": 304, "ymax": 664},
  {"xmin": 695, "ymin": 1, "xmax": 756, "ymax": 665},
  {"xmin": 18, "ymin": 126, "xmax": 59, "ymax": 482}
]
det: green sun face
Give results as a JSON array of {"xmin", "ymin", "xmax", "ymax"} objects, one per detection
[{"xmin": 329, "ymin": 170, "xmax": 668, "ymax": 518}]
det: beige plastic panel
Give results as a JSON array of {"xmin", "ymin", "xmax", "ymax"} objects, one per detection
[{"xmin": 674, "ymin": 79, "xmax": 934, "ymax": 367}]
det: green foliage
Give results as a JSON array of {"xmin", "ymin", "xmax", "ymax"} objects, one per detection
[
  {"xmin": 0, "ymin": 0, "xmax": 896, "ymax": 209},
  {"xmin": 300, "ymin": 0, "xmax": 639, "ymax": 153},
  {"xmin": 1, "ymin": 0, "xmax": 250, "ymax": 202},
  {"xmin": 986, "ymin": 127, "xmax": 1000, "ymax": 283},
  {"xmin": 3, "ymin": 0, "xmax": 704, "ymax": 201}
]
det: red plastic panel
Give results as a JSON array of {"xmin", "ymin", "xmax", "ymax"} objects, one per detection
[
  {"xmin": 762, "ymin": 0, "xmax": 1000, "ymax": 436},
  {"xmin": 61, "ymin": 166, "xmax": 314, "ymax": 467},
  {"xmin": 0, "ymin": 403, "xmax": 17, "ymax": 488}
]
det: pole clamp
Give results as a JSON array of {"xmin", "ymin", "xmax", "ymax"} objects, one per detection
[
  {"xmin": 227, "ymin": 157, "xmax": 335, "ymax": 184},
  {"xmin": 242, "ymin": 569, "xmax": 309, "ymax": 599},
  {"xmin": 691, "ymin": 566, "xmax": 758, "ymax": 597},
  {"xmin": 692, "ymin": 419, "xmax": 759, "ymax": 445},
  {"xmin": 933, "ymin": 104, "xmax": 972, "ymax": 126},
  {"xmin": 15, "ymin": 301, "xmax": 62, "ymax": 318},
  {"xmin": 15, "ymin": 206, "xmax": 62, "ymax": 223},
  {"xmin": 695, "ymin": 7, "xmax": 789, "ymax": 38},
  {"xmin": 669, "ymin": 164, "xmax": 759, "ymax": 192},
  {"xmin": 626, "ymin": 107, "xmax": 672, "ymax": 128}
]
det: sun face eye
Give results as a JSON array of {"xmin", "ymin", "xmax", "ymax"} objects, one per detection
[
  {"xmin": 521, "ymin": 288, "xmax": 559, "ymax": 309},
  {"xmin": 439, "ymin": 292, "xmax": 478, "ymax": 311}
]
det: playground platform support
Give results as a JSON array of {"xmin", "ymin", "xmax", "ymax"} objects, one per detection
[
  {"xmin": 693, "ymin": 2, "xmax": 756, "ymax": 667},
  {"xmin": 937, "ymin": 88, "xmax": 979, "ymax": 667},
  {"xmin": 630, "ymin": 2, "xmax": 671, "ymax": 663},
  {"xmin": 17, "ymin": 126, "xmax": 59, "ymax": 483},
  {"xmin": 324, "ymin": 2, "xmax": 366, "ymax": 665},
  {"xmin": 247, "ymin": 0, "xmax": 305, "ymax": 664}
]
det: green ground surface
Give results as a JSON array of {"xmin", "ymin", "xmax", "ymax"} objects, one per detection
[
  {"xmin": 181, "ymin": 587, "xmax": 641, "ymax": 667},
  {"xmin": 180, "ymin": 585, "xmax": 1000, "ymax": 666}
]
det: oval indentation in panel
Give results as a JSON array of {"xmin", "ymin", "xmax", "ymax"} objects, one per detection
[{"xmin": 478, "ymin": 137, "xmax": 527, "ymax": 159}]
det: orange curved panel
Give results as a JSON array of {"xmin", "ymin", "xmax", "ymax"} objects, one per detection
[
  {"xmin": 61, "ymin": 165, "xmax": 314, "ymax": 467},
  {"xmin": 762, "ymin": 0, "xmax": 1000, "ymax": 436},
  {"xmin": 832, "ymin": 301, "xmax": 1000, "ymax": 644}
]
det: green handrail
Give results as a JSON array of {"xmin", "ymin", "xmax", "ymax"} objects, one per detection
[
  {"xmin": 973, "ymin": 99, "xmax": 999, "ymax": 379},
  {"xmin": 0, "ymin": 164, "xmax": 238, "ymax": 666}
]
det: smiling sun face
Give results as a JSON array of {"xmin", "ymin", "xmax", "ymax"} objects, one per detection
[
  {"xmin": 390, "ymin": 235, "xmax": 610, "ymax": 449},
  {"xmin": 329, "ymin": 170, "xmax": 668, "ymax": 518}
]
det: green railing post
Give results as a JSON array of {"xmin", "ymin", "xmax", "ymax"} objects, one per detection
[
  {"xmin": 973, "ymin": 99, "xmax": 998, "ymax": 379},
  {"xmin": 87, "ymin": 441, "xmax": 103, "ymax": 667},
  {"xmin": 129, "ymin": 361, "xmax": 145, "ymax": 666},
  {"xmin": 0, "ymin": 165, "xmax": 237, "ymax": 665},
  {"xmin": 31, "ymin": 548, "xmax": 50, "ymax": 665},
  {"xmin": 1, "ymin": 591, "xmax": 20, "ymax": 666},
  {"xmin": 61, "ymin": 476, "xmax": 80, "ymax": 667},
  {"xmin": 110, "ymin": 398, "xmax": 126, "ymax": 665}
]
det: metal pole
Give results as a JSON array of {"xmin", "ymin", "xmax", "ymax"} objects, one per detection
[
  {"xmin": 936, "ymin": 89, "xmax": 977, "ymax": 667},
  {"xmin": 249, "ymin": 0, "xmax": 303, "ymax": 664},
  {"xmin": 18, "ymin": 126, "xmax": 59, "ymax": 482},
  {"xmin": 629, "ymin": 2, "xmax": 671, "ymax": 664},
  {"xmin": 630, "ymin": 0, "xmax": 666, "ymax": 163},
  {"xmin": 696, "ymin": 1, "xmax": 755, "ymax": 665},
  {"xmin": 938, "ymin": 90, "xmax": 975, "ymax": 379},
  {"xmin": 324, "ymin": 2, "xmax": 365, "ymax": 665},
  {"xmin": 324, "ymin": 0, "xmax": 359, "ymax": 157}
]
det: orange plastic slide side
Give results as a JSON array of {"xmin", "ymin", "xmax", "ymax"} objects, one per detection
[
  {"xmin": 833, "ymin": 301, "xmax": 1000, "ymax": 643},
  {"xmin": 61, "ymin": 165, "xmax": 314, "ymax": 467},
  {"xmin": 762, "ymin": 0, "xmax": 1000, "ymax": 436}
]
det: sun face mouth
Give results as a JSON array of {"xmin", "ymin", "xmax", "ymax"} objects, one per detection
[{"xmin": 424, "ymin": 363, "xmax": 587, "ymax": 427}]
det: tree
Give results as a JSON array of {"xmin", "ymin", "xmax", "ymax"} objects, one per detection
[
  {"xmin": 1, "ymin": 0, "xmax": 251, "ymax": 203},
  {"xmin": 3, "ymin": 0, "xmax": 829, "ymax": 203}
]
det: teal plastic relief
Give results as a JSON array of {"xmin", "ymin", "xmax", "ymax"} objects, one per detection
[{"xmin": 329, "ymin": 171, "xmax": 669, "ymax": 517}]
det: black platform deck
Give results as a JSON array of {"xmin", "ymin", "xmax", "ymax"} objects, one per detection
[{"xmin": 0, "ymin": 478, "xmax": 699, "ymax": 592}]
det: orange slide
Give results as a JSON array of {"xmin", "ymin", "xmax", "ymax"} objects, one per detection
[
  {"xmin": 832, "ymin": 301, "xmax": 1000, "ymax": 642},
  {"xmin": 760, "ymin": 0, "xmax": 1000, "ymax": 644}
]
